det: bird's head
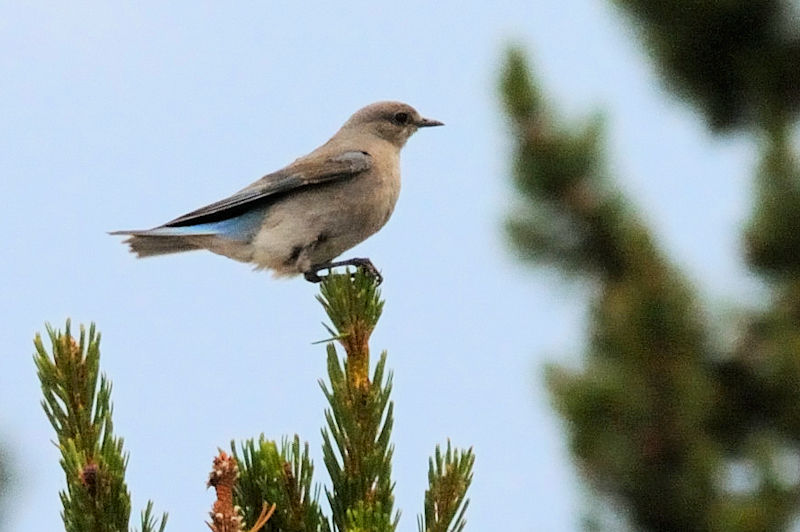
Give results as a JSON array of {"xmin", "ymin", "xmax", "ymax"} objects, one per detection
[{"xmin": 341, "ymin": 101, "xmax": 443, "ymax": 148}]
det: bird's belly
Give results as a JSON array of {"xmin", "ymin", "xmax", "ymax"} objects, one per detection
[{"xmin": 249, "ymin": 180, "xmax": 398, "ymax": 275}]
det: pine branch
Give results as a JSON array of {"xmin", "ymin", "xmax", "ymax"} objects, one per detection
[
  {"xmin": 341, "ymin": 501, "xmax": 395, "ymax": 532},
  {"xmin": 138, "ymin": 502, "xmax": 168, "ymax": 532},
  {"xmin": 34, "ymin": 320, "xmax": 166, "ymax": 532},
  {"xmin": 230, "ymin": 269, "xmax": 474, "ymax": 531},
  {"xmin": 207, "ymin": 450, "xmax": 278, "ymax": 532},
  {"xmin": 317, "ymin": 270, "xmax": 397, "ymax": 531},
  {"xmin": 316, "ymin": 269, "xmax": 384, "ymax": 391},
  {"xmin": 232, "ymin": 436, "xmax": 328, "ymax": 532},
  {"xmin": 35, "ymin": 275, "xmax": 475, "ymax": 531},
  {"xmin": 417, "ymin": 441, "xmax": 475, "ymax": 532}
]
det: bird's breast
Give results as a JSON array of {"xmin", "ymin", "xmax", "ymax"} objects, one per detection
[{"xmin": 368, "ymin": 155, "xmax": 401, "ymax": 228}]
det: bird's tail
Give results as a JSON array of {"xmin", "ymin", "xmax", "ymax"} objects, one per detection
[
  {"xmin": 110, "ymin": 230, "xmax": 204, "ymax": 258},
  {"xmin": 110, "ymin": 215, "xmax": 258, "ymax": 259}
]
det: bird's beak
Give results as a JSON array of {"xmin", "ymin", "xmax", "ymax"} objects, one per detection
[{"xmin": 417, "ymin": 117, "xmax": 444, "ymax": 127}]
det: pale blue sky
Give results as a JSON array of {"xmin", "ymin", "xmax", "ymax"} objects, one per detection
[{"xmin": 1, "ymin": 2, "xmax": 757, "ymax": 531}]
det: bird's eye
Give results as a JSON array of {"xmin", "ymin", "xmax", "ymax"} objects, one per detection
[{"xmin": 393, "ymin": 112, "xmax": 410, "ymax": 125}]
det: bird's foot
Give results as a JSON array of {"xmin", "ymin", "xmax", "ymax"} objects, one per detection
[
  {"xmin": 303, "ymin": 270, "xmax": 324, "ymax": 283},
  {"xmin": 304, "ymin": 257, "xmax": 383, "ymax": 285}
]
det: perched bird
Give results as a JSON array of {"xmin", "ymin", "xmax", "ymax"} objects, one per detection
[{"xmin": 111, "ymin": 101, "xmax": 443, "ymax": 282}]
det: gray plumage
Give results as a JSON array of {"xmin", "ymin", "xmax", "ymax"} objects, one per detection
[{"xmin": 111, "ymin": 101, "xmax": 443, "ymax": 279}]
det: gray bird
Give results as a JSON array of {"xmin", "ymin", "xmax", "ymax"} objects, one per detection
[{"xmin": 111, "ymin": 101, "xmax": 443, "ymax": 282}]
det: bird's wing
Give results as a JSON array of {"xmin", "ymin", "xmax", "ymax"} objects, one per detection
[{"xmin": 162, "ymin": 150, "xmax": 372, "ymax": 227}]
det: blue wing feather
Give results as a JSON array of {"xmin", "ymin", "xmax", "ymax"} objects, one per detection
[{"xmin": 123, "ymin": 206, "xmax": 267, "ymax": 241}]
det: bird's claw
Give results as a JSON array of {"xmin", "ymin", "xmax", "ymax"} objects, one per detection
[
  {"xmin": 303, "ymin": 270, "xmax": 324, "ymax": 283},
  {"xmin": 346, "ymin": 258, "xmax": 383, "ymax": 284},
  {"xmin": 304, "ymin": 257, "xmax": 383, "ymax": 285}
]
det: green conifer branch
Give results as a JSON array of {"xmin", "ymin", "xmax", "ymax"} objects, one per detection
[
  {"xmin": 342, "ymin": 500, "xmax": 395, "ymax": 531},
  {"xmin": 232, "ymin": 435, "xmax": 328, "ymax": 532},
  {"xmin": 317, "ymin": 269, "xmax": 384, "ymax": 391},
  {"xmin": 417, "ymin": 441, "xmax": 475, "ymax": 532},
  {"xmin": 138, "ymin": 502, "xmax": 168, "ymax": 532},
  {"xmin": 35, "ymin": 274, "xmax": 474, "ymax": 531},
  {"xmin": 316, "ymin": 271, "xmax": 474, "ymax": 532},
  {"xmin": 317, "ymin": 269, "xmax": 396, "ymax": 531},
  {"xmin": 320, "ymin": 346, "xmax": 396, "ymax": 531},
  {"xmin": 34, "ymin": 320, "xmax": 167, "ymax": 532}
]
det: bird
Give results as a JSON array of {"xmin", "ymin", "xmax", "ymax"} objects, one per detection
[{"xmin": 111, "ymin": 101, "xmax": 443, "ymax": 283}]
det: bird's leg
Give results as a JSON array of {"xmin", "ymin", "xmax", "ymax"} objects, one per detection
[{"xmin": 303, "ymin": 257, "xmax": 383, "ymax": 284}]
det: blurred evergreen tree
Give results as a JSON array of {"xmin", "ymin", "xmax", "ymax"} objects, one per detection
[
  {"xmin": 611, "ymin": 0, "xmax": 800, "ymax": 132},
  {"xmin": 0, "ymin": 448, "xmax": 7, "ymax": 532},
  {"xmin": 500, "ymin": 1, "xmax": 800, "ymax": 531}
]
